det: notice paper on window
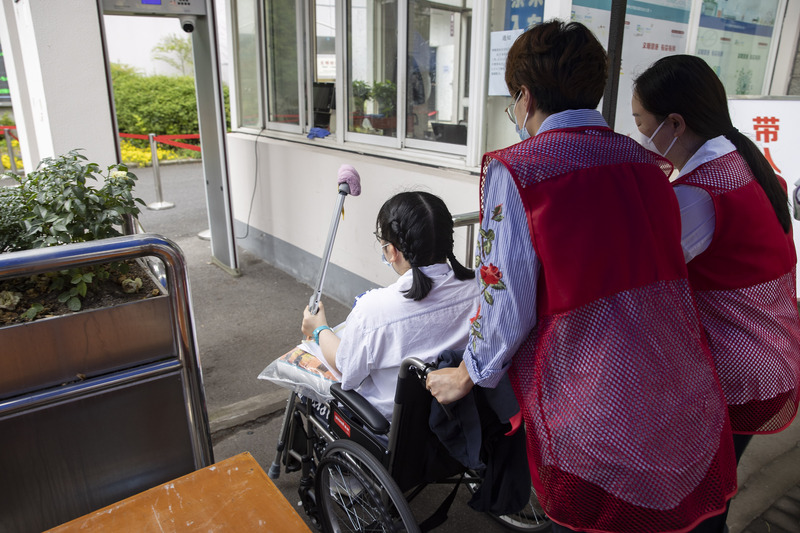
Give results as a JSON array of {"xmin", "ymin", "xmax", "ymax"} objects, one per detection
[{"xmin": 488, "ymin": 29, "xmax": 524, "ymax": 96}]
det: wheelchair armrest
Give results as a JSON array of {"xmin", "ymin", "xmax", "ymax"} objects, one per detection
[{"xmin": 330, "ymin": 383, "xmax": 391, "ymax": 435}]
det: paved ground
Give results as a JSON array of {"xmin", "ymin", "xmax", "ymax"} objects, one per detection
[{"xmin": 132, "ymin": 161, "xmax": 800, "ymax": 533}]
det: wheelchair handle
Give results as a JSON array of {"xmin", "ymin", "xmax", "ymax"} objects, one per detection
[
  {"xmin": 400, "ymin": 357, "xmax": 454, "ymax": 420},
  {"xmin": 398, "ymin": 357, "xmax": 432, "ymax": 380}
]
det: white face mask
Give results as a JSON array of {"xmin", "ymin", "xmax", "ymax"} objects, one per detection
[
  {"xmin": 379, "ymin": 242, "xmax": 391, "ymax": 267},
  {"xmin": 512, "ymin": 92, "xmax": 531, "ymax": 141},
  {"xmin": 641, "ymin": 119, "xmax": 677, "ymax": 158}
]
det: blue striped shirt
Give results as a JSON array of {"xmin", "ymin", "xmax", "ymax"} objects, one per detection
[{"xmin": 463, "ymin": 109, "xmax": 609, "ymax": 388}]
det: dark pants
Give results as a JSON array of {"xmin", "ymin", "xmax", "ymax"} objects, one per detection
[{"xmin": 549, "ymin": 434, "xmax": 753, "ymax": 533}]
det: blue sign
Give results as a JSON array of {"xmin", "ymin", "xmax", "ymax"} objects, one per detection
[{"xmin": 505, "ymin": 0, "xmax": 545, "ymax": 31}]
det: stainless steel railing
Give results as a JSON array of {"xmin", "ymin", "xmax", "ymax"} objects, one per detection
[
  {"xmin": 0, "ymin": 234, "xmax": 212, "ymax": 531},
  {"xmin": 452, "ymin": 210, "xmax": 479, "ymax": 267}
]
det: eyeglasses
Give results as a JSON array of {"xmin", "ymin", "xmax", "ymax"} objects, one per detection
[
  {"xmin": 505, "ymin": 92, "xmax": 521, "ymax": 124},
  {"xmin": 377, "ymin": 241, "xmax": 391, "ymax": 266},
  {"xmin": 373, "ymin": 232, "xmax": 390, "ymax": 253}
]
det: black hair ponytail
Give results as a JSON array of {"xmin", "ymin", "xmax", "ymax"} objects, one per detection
[
  {"xmin": 634, "ymin": 55, "xmax": 790, "ymax": 233},
  {"xmin": 376, "ymin": 191, "xmax": 475, "ymax": 301},
  {"xmin": 724, "ymin": 127, "xmax": 791, "ymax": 232},
  {"xmin": 407, "ymin": 266, "xmax": 434, "ymax": 301},
  {"xmin": 447, "ymin": 251, "xmax": 475, "ymax": 281}
]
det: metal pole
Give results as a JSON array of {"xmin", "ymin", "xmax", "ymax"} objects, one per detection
[
  {"xmin": 146, "ymin": 133, "xmax": 175, "ymax": 211},
  {"xmin": 465, "ymin": 224, "xmax": 475, "ymax": 268},
  {"xmin": 602, "ymin": 0, "xmax": 628, "ymax": 129},
  {"xmin": 452, "ymin": 210, "xmax": 479, "ymax": 268},
  {"xmin": 308, "ymin": 190, "xmax": 348, "ymax": 315},
  {"xmin": 5, "ymin": 129, "xmax": 18, "ymax": 176}
]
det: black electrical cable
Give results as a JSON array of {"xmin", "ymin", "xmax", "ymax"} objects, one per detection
[{"xmin": 235, "ymin": 127, "xmax": 266, "ymax": 240}]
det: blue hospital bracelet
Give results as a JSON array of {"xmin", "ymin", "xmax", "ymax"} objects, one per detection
[{"xmin": 313, "ymin": 325, "xmax": 332, "ymax": 345}]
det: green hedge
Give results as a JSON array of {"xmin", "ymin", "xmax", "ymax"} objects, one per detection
[{"xmin": 111, "ymin": 63, "xmax": 230, "ymax": 137}]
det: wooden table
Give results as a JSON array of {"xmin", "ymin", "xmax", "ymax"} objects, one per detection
[{"xmin": 47, "ymin": 452, "xmax": 311, "ymax": 532}]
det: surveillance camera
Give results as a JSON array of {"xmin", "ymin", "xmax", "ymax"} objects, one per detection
[{"xmin": 180, "ymin": 16, "xmax": 196, "ymax": 33}]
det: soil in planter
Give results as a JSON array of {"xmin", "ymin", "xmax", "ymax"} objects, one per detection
[{"xmin": 0, "ymin": 259, "xmax": 161, "ymax": 326}]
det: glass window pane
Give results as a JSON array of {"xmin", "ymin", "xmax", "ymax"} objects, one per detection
[
  {"xmin": 313, "ymin": 0, "xmax": 337, "ymax": 131},
  {"xmin": 348, "ymin": 0, "xmax": 399, "ymax": 137},
  {"xmin": 572, "ymin": 0, "xmax": 691, "ymax": 137},
  {"xmin": 407, "ymin": 1, "xmax": 471, "ymax": 145},
  {"xmin": 266, "ymin": 0, "xmax": 300, "ymax": 125},
  {"xmin": 695, "ymin": 0, "xmax": 781, "ymax": 95},
  {"xmin": 315, "ymin": 0, "xmax": 337, "ymax": 82},
  {"xmin": 484, "ymin": 1, "xmax": 532, "ymax": 153},
  {"xmin": 234, "ymin": 0, "xmax": 260, "ymax": 128}
]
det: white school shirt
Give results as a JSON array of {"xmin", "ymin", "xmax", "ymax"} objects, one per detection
[
  {"xmin": 336, "ymin": 262, "xmax": 480, "ymax": 421},
  {"xmin": 673, "ymin": 135, "xmax": 735, "ymax": 261}
]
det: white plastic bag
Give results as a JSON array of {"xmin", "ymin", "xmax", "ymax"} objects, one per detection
[{"xmin": 259, "ymin": 346, "xmax": 339, "ymax": 403}]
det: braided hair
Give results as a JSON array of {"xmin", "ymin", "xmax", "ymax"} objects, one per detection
[
  {"xmin": 634, "ymin": 55, "xmax": 790, "ymax": 233},
  {"xmin": 375, "ymin": 191, "xmax": 475, "ymax": 301}
]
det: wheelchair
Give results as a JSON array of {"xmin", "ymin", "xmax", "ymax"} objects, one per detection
[{"xmin": 267, "ymin": 357, "xmax": 551, "ymax": 532}]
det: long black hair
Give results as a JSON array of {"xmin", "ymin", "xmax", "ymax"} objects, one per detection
[
  {"xmin": 375, "ymin": 191, "xmax": 475, "ymax": 301},
  {"xmin": 634, "ymin": 54, "xmax": 790, "ymax": 233}
]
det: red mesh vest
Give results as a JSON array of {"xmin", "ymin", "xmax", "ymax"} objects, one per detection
[
  {"xmin": 674, "ymin": 151, "xmax": 800, "ymax": 434},
  {"xmin": 482, "ymin": 127, "xmax": 736, "ymax": 533}
]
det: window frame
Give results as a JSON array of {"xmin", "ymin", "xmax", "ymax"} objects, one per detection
[
  {"xmin": 263, "ymin": 0, "xmax": 306, "ymax": 134},
  {"xmin": 231, "ymin": 0, "xmax": 266, "ymax": 130},
  {"xmin": 232, "ymin": 0, "xmax": 799, "ymax": 172},
  {"xmin": 403, "ymin": 4, "xmax": 471, "ymax": 156},
  {"xmin": 248, "ymin": 0, "xmax": 483, "ymax": 165}
]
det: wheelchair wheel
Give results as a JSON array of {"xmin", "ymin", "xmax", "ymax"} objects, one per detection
[
  {"xmin": 466, "ymin": 475, "xmax": 551, "ymax": 532},
  {"xmin": 316, "ymin": 440, "xmax": 418, "ymax": 533}
]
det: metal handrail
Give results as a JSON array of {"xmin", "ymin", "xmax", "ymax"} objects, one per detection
[
  {"xmin": 0, "ymin": 233, "xmax": 212, "ymax": 469},
  {"xmin": 452, "ymin": 210, "xmax": 479, "ymax": 267}
]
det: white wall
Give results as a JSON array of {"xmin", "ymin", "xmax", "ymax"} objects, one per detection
[
  {"xmin": 0, "ymin": 0, "xmax": 117, "ymax": 169},
  {"xmin": 227, "ymin": 133, "xmax": 480, "ymax": 301}
]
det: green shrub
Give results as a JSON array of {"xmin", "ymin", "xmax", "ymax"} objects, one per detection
[
  {"xmin": 9, "ymin": 150, "xmax": 143, "ymax": 249},
  {"xmin": 0, "ymin": 185, "xmax": 26, "ymax": 253},
  {"xmin": 111, "ymin": 63, "xmax": 230, "ymax": 140},
  {"xmin": 0, "ymin": 150, "xmax": 144, "ymax": 313}
]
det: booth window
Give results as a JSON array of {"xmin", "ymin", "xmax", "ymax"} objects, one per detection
[
  {"xmin": 265, "ymin": 0, "xmax": 301, "ymax": 127},
  {"xmin": 406, "ymin": 0, "xmax": 471, "ymax": 147},
  {"xmin": 236, "ymin": 0, "xmax": 799, "ymax": 166},
  {"xmin": 233, "ymin": 0, "xmax": 261, "ymax": 128},
  {"xmin": 347, "ymin": 0, "xmax": 400, "ymax": 137},
  {"xmin": 312, "ymin": 0, "xmax": 337, "ymax": 130},
  {"xmin": 244, "ymin": 0, "xmax": 477, "ymax": 156}
]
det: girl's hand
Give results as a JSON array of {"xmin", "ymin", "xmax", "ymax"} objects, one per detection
[{"xmin": 302, "ymin": 302, "xmax": 328, "ymax": 337}]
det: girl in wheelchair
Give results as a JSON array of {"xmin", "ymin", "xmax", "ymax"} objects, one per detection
[
  {"xmin": 269, "ymin": 191, "xmax": 550, "ymax": 532},
  {"xmin": 301, "ymin": 190, "xmax": 480, "ymax": 422}
]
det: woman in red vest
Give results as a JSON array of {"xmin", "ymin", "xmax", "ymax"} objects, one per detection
[
  {"xmin": 632, "ymin": 53, "xmax": 800, "ymax": 529},
  {"xmin": 428, "ymin": 22, "xmax": 736, "ymax": 533},
  {"xmin": 633, "ymin": 55, "xmax": 800, "ymax": 455}
]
